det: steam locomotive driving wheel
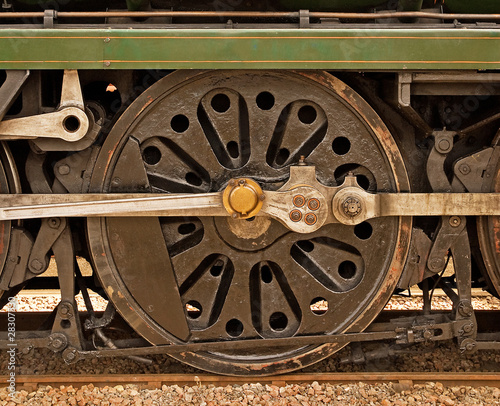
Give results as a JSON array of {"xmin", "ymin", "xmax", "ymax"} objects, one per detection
[{"xmin": 87, "ymin": 70, "xmax": 412, "ymax": 375}]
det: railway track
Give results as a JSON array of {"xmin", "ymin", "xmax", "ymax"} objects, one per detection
[{"xmin": 2, "ymin": 372, "xmax": 500, "ymax": 392}]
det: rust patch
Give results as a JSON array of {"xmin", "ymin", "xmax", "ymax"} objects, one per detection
[{"xmin": 0, "ymin": 221, "xmax": 6, "ymax": 255}]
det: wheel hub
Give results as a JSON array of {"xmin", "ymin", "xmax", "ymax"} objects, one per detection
[{"xmin": 223, "ymin": 178, "xmax": 264, "ymax": 219}]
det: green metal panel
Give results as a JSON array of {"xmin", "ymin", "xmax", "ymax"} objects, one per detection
[{"xmin": 0, "ymin": 28, "xmax": 500, "ymax": 70}]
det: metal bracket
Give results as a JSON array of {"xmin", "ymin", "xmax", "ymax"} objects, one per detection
[
  {"xmin": 43, "ymin": 9, "xmax": 57, "ymax": 28},
  {"xmin": 453, "ymin": 148, "xmax": 494, "ymax": 193},
  {"xmin": 0, "ymin": 70, "xmax": 29, "ymax": 122},
  {"xmin": 84, "ymin": 303, "xmax": 116, "ymax": 330},
  {"xmin": 0, "ymin": 70, "xmax": 89, "ymax": 142},
  {"xmin": 27, "ymin": 217, "xmax": 66, "ymax": 275},
  {"xmin": 0, "ymin": 227, "xmax": 34, "ymax": 289},
  {"xmin": 299, "ymin": 9, "xmax": 310, "ymax": 28},
  {"xmin": 396, "ymin": 73, "xmax": 433, "ymax": 135}
]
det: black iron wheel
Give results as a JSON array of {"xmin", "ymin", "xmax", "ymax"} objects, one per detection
[
  {"xmin": 0, "ymin": 142, "xmax": 22, "ymax": 305},
  {"xmin": 87, "ymin": 70, "xmax": 411, "ymax": 375},
  {"xmin": 477, "ymin": 135, "xmax": 500, "ymax": 297}
]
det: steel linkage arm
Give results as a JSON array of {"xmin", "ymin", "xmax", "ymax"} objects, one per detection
[{"xmin": 0, "ymin": 167, "xmax": 496, "ymax": 233}]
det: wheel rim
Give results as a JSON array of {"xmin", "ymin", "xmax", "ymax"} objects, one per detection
[
  {"xmin": 477, "ymin": 136, "xmax": 500, "ymax": 297},
  {"xmin": 87, "ymin": 70, "xmax": 411, "ymax": 375},
  {"xmin": 0, "ymin": 142, "xmax": 21, "ymax": 299}
]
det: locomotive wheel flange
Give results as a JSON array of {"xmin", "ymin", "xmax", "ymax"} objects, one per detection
[{"xmin": 87, "ymin": 70, "xmax": 411, "ymax": 376}]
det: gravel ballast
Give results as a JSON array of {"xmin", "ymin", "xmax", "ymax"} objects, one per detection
[
  {"xmin": 1, "ymin": 292, "xmax": 499, "ymax": 405},
  {"xmin": 1, "ymin": 381, "xmax": 500, "ymax": 406}
]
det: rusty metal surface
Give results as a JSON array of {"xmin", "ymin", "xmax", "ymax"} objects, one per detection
[
  {"xmin": 0, "ymin": 70, "xmax": 89, "ymax": 142},
  {"xmin": 477, "ymin": 137, "xmax": 500, "ymax": 298},
  {"xmin": 85, "ymin": 70, "xmax": 411, "ymax": 375}
]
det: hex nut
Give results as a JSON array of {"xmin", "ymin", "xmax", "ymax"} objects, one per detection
[{"xmin": 30, "ymin": 259, "xmax": 44, "ymax": 273}]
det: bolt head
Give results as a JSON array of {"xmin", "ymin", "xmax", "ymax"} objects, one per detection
[
  {"xmin": 30, "ymin": 259, "xmax": 44, "ymax": 272},
  {"xmin": 438, "ymin": 138, "xmax": 452, "ymax": 153},
  {"xmin": 458, "ymin": 301, "xmax": 473, "ymax": 317},
  {"xmin": 58, "ymin": 164, "xmax": 70, "ymax": 175},
  {"xmin": 66, "ymin": 351, "xmax": 76, "ymax": 361},
  {"xmin": 52, "ymin": 338, "xmax": 63, "ymax": 349},
  {"xmin": 308, "ymin": 198, "xmax": 320, "ymax": 211},
  {"xmin": 429, "ymin": 257, "xmax": 444, "ymax": 270},
  {"xmin": 449, "ymin": 216, "xmax": 461, "ymax": 227},
  {"xmin": 342, "ymin": 197, "xmax": 361, "ymax": 217},
  {"xmin": 463, "ymin": 324, "xmax": 473, "ymax": 333},
  {"xmin": 304, "ymin": 213, "xmax": 317, "ymax": 225},
  {"xmin": 293, "ymin": 195, "xmax": 305, "ymax": 208},
  {"xmin": 459, "ymin": 164, "xmax": 471, "ymax": 175},
  {"xmin": 48, "ymin": 217, "xmax": 61, "ymax": 229},
  {"xmin": 290, "ymin": 210, "xmax": 302, "ymax": 222}
]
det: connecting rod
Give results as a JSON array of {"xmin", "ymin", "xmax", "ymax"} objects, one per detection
[{"xmin": 0, "ymin": 168, "xmax": 496, "ymax": 233}]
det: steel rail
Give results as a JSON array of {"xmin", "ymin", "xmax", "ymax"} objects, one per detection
[
  {"xmin": 0, "ymin": 10, "xmax": 500, "ymax": 21},
  {"xmin": 1, "ymin": 372, "xmax": 499, "ymax": 390}
]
